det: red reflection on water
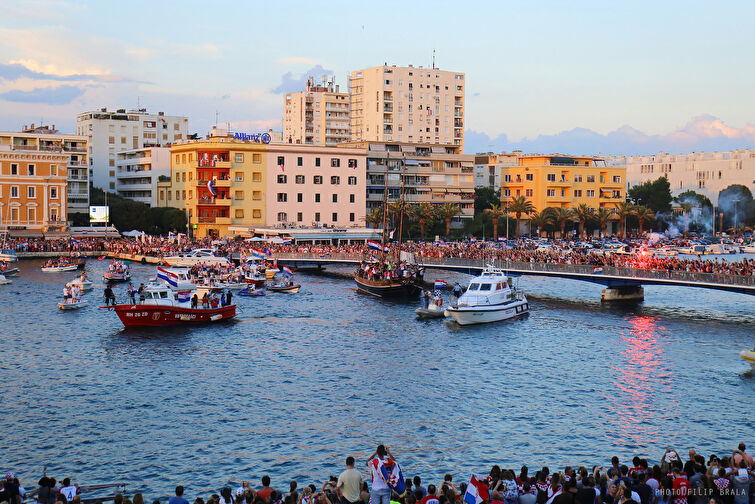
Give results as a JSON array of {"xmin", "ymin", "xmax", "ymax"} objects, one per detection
[{"xmin": 604, "ymin": 315, "xmax": 677, "ymax": 451}]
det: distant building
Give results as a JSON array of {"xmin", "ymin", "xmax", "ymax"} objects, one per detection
[
  {"xmin": 284, "ymin": 76, "xmax": 350, "ymax": 146},
  {"xmin": 349, "ymin": 64, "xmax": 465, "ymax": 150},
  {"xmin": 115, "ymin": 147, "xmax": 171, "ymax": 207},
  {"xmin": 606, "ymin": 150, "xmax": 755, "ymax": 205},
  {"xmin": 474, "ymin": 152, "xmax": 521, "ymax": 188},
  {"xmin": 341, "ymin": 141, "xmax": 475, "ymax": 225},
  {"xmin": 76, "ymin": 108, "xmax": 188, "ymax": 191}
]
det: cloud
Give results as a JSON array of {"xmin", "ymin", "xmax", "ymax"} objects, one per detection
[
  {"xmin": 0, "ymin": 62, "xmax": 141, "ymax": 83},
  {"xmin": 465, "ymin": 115, "xmax": 755, "ymax": 156},
  {"xmin": 0, "ymin": 84, "xmax": 86, "ymax": 105},
  {"xmin": 271, "ymin": 64, "xmax": 334, "ymax": 94}
]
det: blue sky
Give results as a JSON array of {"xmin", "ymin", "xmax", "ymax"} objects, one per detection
[{"xmin": 1, "ymin": 0, "xmax": 754, "ymax": 154}]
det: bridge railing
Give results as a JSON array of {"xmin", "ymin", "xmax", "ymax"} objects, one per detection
[{"xmin": 275, "ymin": 252, "xmax": 755, "ymax": 287}]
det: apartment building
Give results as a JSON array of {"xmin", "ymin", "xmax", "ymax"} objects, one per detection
[
  {"xmin": 283, "ymin": 76, "xmax": 350, "ymax": 146},
  {"xmin": 606, "ymin": 150, "xmax": 755, "ymax": 205},
  {"xmin": 0, "ymin": 125, "xmax": 88, "ymax": 217},
  {"xmin": 474, "ymin": 152, "xmax": 521, "ymax": 188},
  {"xmin": 0, "ymin": 134, "xmax": 69, "ymax": 235},
  {"xmin": 115, "ymin": 147, "xmax": 171, "ymax": 207},
  {"xmin": 76, "ymin": 108, "xmax": 188, "ymax": 191},
  {"xmin": 500, "ymin": 155, "xmax": 626, "ymax": 213},
  {"xmin": 160, "ymin": 135, "xmax": 367, "ymax": 238},
  {"xmin": 349, "ymin": 64, "xmax": 465, "ymax": 150},
  {"xmin": 342, "ymin": 141, "xmax": 475, "ymax": 225}
]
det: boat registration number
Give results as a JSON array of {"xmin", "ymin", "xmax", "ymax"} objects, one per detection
[{"xmin": 125, "ymin": 312, "xmax": 150, "ymax": 317}]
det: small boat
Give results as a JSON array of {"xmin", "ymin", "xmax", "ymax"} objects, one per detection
[
  {"xmin": 58, "ymin": 299, "xmax": 89, "ymax": 310},
  {"xmin": 0, "ymin": 273, "xmax": 11, "ymax": 285},
  {"xmin": 238, "ymin": 286, "xmax": 266, "ymax": 297},
  {"xmin": 267, "ymin": 282, "xmax": 300, "ymax": 294},
  {"xmin": 66, "ymin": 274, "xmax": 94, "ymax": 292},
  {"xmin": 743, "ymin": 244, "xmax": 755, "ymax": 254},
  {"xmin": 42, "ymin": 264, "xmax": 79, "ymax": 273},
  {"xmin": 213, "ymin": 281, "xmax": 247, "ymax": 291},
  {"xmin": 415, "ymin": 302, "xmax": 447, "ymax": 319},
  {"xmin": 103, "ymin": 261, "xmax": 131, "ymax": 283},
  {"xmin": 1, "ymin": 266, "xmax": 19, "ymax": 276},
  {"xmin": 444, "ymin": 265, "xmax": 529, "ymax": 325},
  {"xmin": 42, "ymin": 257, "xmax": 86, "ymax": 272},
  {"xmin": 741, "ymin": 349, "xmax": 755, "ymax": 370},
  {"xmin": 0, "ymin": 249, "xmax": 18, "ymax": 262}
]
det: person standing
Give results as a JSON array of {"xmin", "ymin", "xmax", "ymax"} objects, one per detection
[
  {"xmin": 104, "ymin": 284, "xmax": 115, "ymax": 306},
  {"xmin": 367, "ymin": 445, "xmax": 394, "ymax": 504},
  {"xmin": 138, "ymin": 283, "xmax": 146, "ymax": 304},
  {"xmin": 127, "ymin": 283, "xmax": 136, "ymax": 304},
  {"xmin": 337, "ymin": 457, "xmax": 363, "ymax": 504},
  {"xmin": 225, "ymin": 290, "xmax": 233, "ymax": 306},
  {"xmin": 453, "ymin": 282, "xmax": 462, "ymax": 301},
  {"xmin": 169, "ymin": 486, "xmax": 190, "ymax": 504}
]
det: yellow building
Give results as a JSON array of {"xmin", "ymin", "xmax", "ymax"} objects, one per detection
[{"xmin": 500, "ymin": 154, "xmax": 626, "ymax": 213}]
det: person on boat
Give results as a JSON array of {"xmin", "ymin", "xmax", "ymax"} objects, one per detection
[
  {"xmin": 423, "ymin": 290, "xmax": 431, "ymax": 309},
  {"xmin": 138, "ymin": 283, "xmax": 146, "ymax": 304},
  {"xmin": 104, "ymin": 284, "xmax": 116, "ymax": 306},
  {"xmin": 191, "ymin": 293, "xmax": 198, "ymax": 309},
  {"xmin": 71, "ymin": 285, "xmax": 81, "ymax": 302},
  {"xmin": 225, "ymin": 289, "xmax": 232, "ymax": 306},
  {"xmin": 127, "ymin": 283, "xmax": 136, "ymax": 304},
  {"xmin": 453, "ymin": 282, "xmax": 462, "ymax": 300},
  {"xmin": 210, "ymin": 293, "xmax": 220, "ymax": 308},
  {"xmin": 62, "ymin": 286, "xmax": 72, "ymax": 304},
  {"xmin": 202, "ymin": 292, "xmax": 209, "ymax": 309},
  {"xmin": 220, "ymin": 291, "xmax": 226, "ymax": 306}
]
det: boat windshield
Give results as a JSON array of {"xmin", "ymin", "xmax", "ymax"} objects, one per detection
[
  {"xmin": 479, "ymin": 283, "xmax": 492, "ymax": 291},
  {"xmin": 468, "ymin": 283, "xmax": 480, "ymax": 291}
]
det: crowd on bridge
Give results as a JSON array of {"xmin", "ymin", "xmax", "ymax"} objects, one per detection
[
  {"xmin": 2, "ymin": 444, "xmax": 753, "ymax": 504},
  {"xmin": 6, "ymin": 236, "xmax": 755, "ymax": 278}
]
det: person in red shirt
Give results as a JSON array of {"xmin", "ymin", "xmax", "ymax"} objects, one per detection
[
  {"xmin": 671, "ymin": 468, "xmax": 690, "ymax": 504},
  {"xmin": 258, "ymin": 476, "xmax": 275, "ymax": 501}
]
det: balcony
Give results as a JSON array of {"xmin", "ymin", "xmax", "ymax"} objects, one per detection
[
  {"xmin": 383, "ymin": 104, "xmax": 393, "ymax": 112},
  {"xmin": 197, "ymin": 197, "xmax": 231, "ymax": 206},
  {"xmin": 198, "ymin": 216, "xmax": 231, "ymax": 225},
  {"xmin": 198, "ymin": 179, "xmax": 231, "ymax": 188},
  {"xmin": 64, "ymin": 146, "xmax": 87, "ymax": 153},
  {"xmin": 197, "ymin": 160, "xmax": 230, "ymax": 169}
]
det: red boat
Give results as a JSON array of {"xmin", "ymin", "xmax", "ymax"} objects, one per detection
[{"xmin": 101, "ymin": 284, "xmax": 236, "ymax": 327}]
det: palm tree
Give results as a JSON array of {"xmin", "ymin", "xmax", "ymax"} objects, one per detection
[
  {"xmin": 615, "ymin": 201, "xmax": 635, "ymax": 239},
  {"xmin": 387, "ymin": 199, "xmax": 406, "ymax": 229},
  {"xmin": 528, "ymin": 210, "xmax": 552, "ymax": 238},
  {"xmin": 634, "ymin": 205, "xmax": 655, "ymax": 235},
  {"xmin": 551, "ymin": 207, "xmax": 575, "ymax": 238},
  {"xmin": 413, "ymin": 202, "xmax": 436, "ymax": 239},
  {"xmin": 483, "ymin": 203, "xmax": 508, "ymax": 240},
  {"xmin": 363, "ymin": 208, "xmax": 383, "ymax": 229},
  {"xmin": 573, "ymin": 203, "xmax": 595, "ymax": 239},
  {"xmin": 595, "ymin": 207, "xmax": 615, "ymax": 237},
  {"xmin": 436, "ymin": 203, "xmax": 461, "ymax": 236},
  {"xmin": 507, "ymin": 196, "xmax": 534, "ymax": 239}
]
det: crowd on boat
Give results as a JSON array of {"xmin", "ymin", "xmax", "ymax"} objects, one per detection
[
  {"xmin": 355, "ymin": 261, "xmax": 424, "ymax": 282},
  {"xmin": 2, "ymin": 444, "xmax": 753, "ymax": 504}
]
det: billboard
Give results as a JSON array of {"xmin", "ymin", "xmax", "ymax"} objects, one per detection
[{"xmin": 89, "ymin": 206, "xmax": 110, "ymax": 223}]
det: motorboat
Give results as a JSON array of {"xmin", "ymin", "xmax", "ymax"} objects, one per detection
[
  {"xmin": 0, "ymin": 273, "xmax": 11, "ymax": 285},
  {"xmin": 238, "ymin": 285, "xmax": 266, "ymax": 296},
  {"xmin": 155, "ymin": 266, "xmax": 196, "ymax": 290},
  {"xmin": 58, "ymin": 298, "xmax": 88, "ymax": 310},
  {"xmin": 101, "ymin": 283, "xmax": 236, "ymax": 327},
  {"xmin": 265, "ymin": 266, "xmax": 280, "ymax": 280},
  {"xmin": 66, "ymin": 274, "xmax": 94, "ymax": 292},
  {"xmin": 743, "ymin": 244, "xmax": 755, "ymax": 254},
  {"xmin": 267, "ymin": 280, "xmax": 300, "ymax": 294},
  {"xmin": 415, "ymin": 300, "xmax": 447, "ymax": 318},
  {"xmin": 354, "ymin": 260, "xmax": 423, "ymax": 297},
  {"xmin": 163, "ymin": 248, "xmax": 231, "ymax": 267},
  {"xmin": 42, "ymin": 257, "xmax": 85, "ymax": 272},
  {"xmin": 103, "ymin": 261, "xmax": 131, "ymax": 283},
  {"xmin": 0, "ymin": 249, "xmax": 18, "ymax": 262},
  {"xmin": 740, "ymin": 349, "xmax": 755, "ymax": 370},
  {"xmin": 1, "ymin": 262, "xmax": 19, "ymax": 276},
  {"xmin": 444, "ymin": 265, "xmax": 529, "ymax": 325},
  {"xmin": 42, "ymin": 264, "xmax": 79, "ymax": 272},
  {"xmin": 213, "ymin": 281, "xmax": 247, "ymax": 291},
  {"xmin": 677, "ymin": 244, "xmax": 707, "ymax": 255}
]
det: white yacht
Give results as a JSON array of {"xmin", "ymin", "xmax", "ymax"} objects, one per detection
[
  {"xmin": 163, "ymin": 248, "xmax": 231, "ymax": 267},
  {"xmin": 444, "ymin": 265, "xmax": 529, "ymax": 325}
]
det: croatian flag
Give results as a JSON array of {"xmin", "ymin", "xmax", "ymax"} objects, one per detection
[
  {"xmin": 177, "ymin": 291, "xmax": 192, "ymax": 302},
  {"xmin": 434, "ymin": 280, "xmax": 448, "ymax": 289},
  {"xmin": 497, "ymin": 237, "xmax": 506, "ymax": 242},
  {"xmin": 368, "ymin": 240, "xmax": 389, "ymax": 252},
  {"xmin": 250, "ymin": 249, "xmax": 266, "ymax": 260},
  {"xmin": 263, "ymin": 247, "xmax": 273, "ymax": 256},
  {"xmin": 157, "ymin": 266, "xmax": 179, "ymax": 287},
  {"xmin": 282, "ymin": 266, "xmax": 294, "ymax": 275},
  {"xmin": 593, "ymin": 267, "xmax": 603, "ymax": 274},
  {"xmin": 438, "ymin": 240, "xmax": 448, "ymax": 246},
  {"xmin": 464, "ymin": 476, "xmax": 487, "ymax": 504},
  {"xmin": 207, "ymin": 178, "xmax": 217, "ymax": 197},
  {"xmin": 281, "ymin": 238, "xmax": 292, "ymax": 244},
  {"xmin": 369, "ymin": 458, "xmax": 406, "ymax": 498}
]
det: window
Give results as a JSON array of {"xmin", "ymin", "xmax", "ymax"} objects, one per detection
[
  {"xmin": 277, "ymin": 212, "xmax": 287, "ymax": 222},
  {"xmin": 252, "ymin": 172, "xmax": 261, "ymax": 182},
  {"xmin": 574, "ymin": 175, "xmax": 583, "ymax": 182},
  {"xmin": 586, "ymin": 175, "xmax": 595, "ymax": 183},
  {"xmin": 10, "ymin": 164, "xmax": 18, "ymax": 175},
  {"xmin": 175, "ymin": 155, "xmax": 180, "ymax": 164},
  {"xmin": 348, "ymin": 176, "xmax": 357, "ymax": 185},
  {"xmin": 315, "ymin": 157, "xmax": 320, "ymax": 167},
  {"xmin": 108, "ymin": 136, "xmax": 115, "ymax": 144},
  {"xmin": 574, "ymin": 190, "xmax": 582, "ymax": 197},
  {"xmin": 10, "ymin": 186, "xmax": 18, "ymax": 198},
  {"xmin": 297, "ymin": 212, "xmax": 303, "ymax": 222},
  {"xmin": 235, "ymin": 153, "xmax": 244, "ymax": 163},
  {"xmin": 110, "ymin": 182, "xmax": 115, "ymax": 189},
  {"xmin": 546, "ymin": 173, "xmax": 556, "ymax": 182},
  {"xmin": 525, "ymin": 189, "xmax": 533, "ymax": 197},
  {"xmin": 613, "ymin": 175, "xmax": 621, "ymax": 183},
  {"xmin": 295, "ymin": 175, "xmax": 305, "ymax": 184},
  {"xmin": 28, "ymin": 186, "xmax": 36, "ymax": 198},
  {"xmin": 314, "ymin": 212, "xmax": 320, "ymax": 222},
  {"xmin": 28, "ymin": 164, "xmax": 35, "ymax": 176},
  {"xmin": 121, "ymin": 136, "xmax": 126, "ymax": 144},
  {"xmin": 253, "ymin": 153, "xmax": 261, "ymax": 163},
  {"xmin": 297, "ymin": 193, "xmax": 303, "ymax": 203},
  {"xmin": 235, "ymin": 172, "xmax": 243, "ymax": 182},
  {"xmin": 182, "ymin": 172, "xmax": 186, "ymax": 182},
  {"xmin": 503, "ymin": 174, "xmax": 511, "ymax": 182},
  {"xmin": 331, "ymin": 176, "xmax": 340, "ymax": 185},
  {"xmin": 277, "ymin": 156, "xmax": 285, "ymax": 167},
  {"xmin": 332, "ymin": 194, "xmax": 338, "ymax": 203},
  {"xmin": 277, "ymin": 193, "xmax": 287, "ymax": 202},
  {"xmin": 234, "ymin": 191, "xmax": 244, "ymax": 200},
  {"xmin": 315, "ymin": 193, "xmax": 320, "ymax": 203},
  {"xmin": 175, "ymin": 190, "xmax": 180, "ymax": 200},
  {"xmin": 332, "ymin": 212, "xmax": 338, "ymax": 221},
  {"xmin": 313, "ymin": 176, "xmax": 322, "ymax": 184},
  {"xmin": 586, "ymin": 190, "xmax": 595, "ymax": 197},
  {"xmin": 503, "ymin": 189, "xmax": 511, "ymax": 197},
  {"xmin": 349, "ymin": 194, "xmax": 355, "ymax": 203},
  {"xmin": 253, "ymin": 209, "xmax": 262, "ymax": 219},
  {"xmin": 50, "ymin": 187, "xmax": 58, "ymax": 199},
  {"xmin": 253, "ymin": 191, "xmax": 262, "ymax": 200},
  {"xmin": 349, "ymin": 212, "xmax": 355, "ymax": 222},
  {"xmin": 110, "ymin": 170, "xmax": 116, "ymax": 177},
  {"xmin": 546, "ymin": 189, "xmax": 555, "ymax": 197},
  {"xmin": 167, "ymin": 191, "xmax": 171, "ymax": 201},
  {"xmin": 182, "ymin": 190, "xmax": 186, "ymax": 200},
  {"xmin": 235, "ymin": 209, "xmax": 244, "ymax": 218},
  {"xmin": 331, "ymin": 158, "xmax": 340, "ymax": 167},
  {"xmin": 188, "ymin": 190, "xmax": 193, "ymax": 200},
  {"xmin": 109, "ymin": 159, "xmax": 115, "ymax": 167},
  {"xmin": 526, "ymin": 173, "xmax": 534, "ymax": 181},
  {"xmin": 277, "ymin": 174, "xmax": 287, "ymax": 183},
  {"xmin": 348, "ymin": 158, "xmax": 358, "ymax": 168},
  {"xmin": 297, "ymin": 157, "xmax": 303, "ymax": 166}
]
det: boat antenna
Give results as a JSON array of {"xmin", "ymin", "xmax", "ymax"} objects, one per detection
[{"xmin": 380, "ymin": 152, "xmax": 390, "ymax": 266}]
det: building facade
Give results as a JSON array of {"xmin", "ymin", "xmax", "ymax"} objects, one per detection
[
  {"xmin": 500, "ymin": 155, "xmax": 626, "ymax": 213},
  {"xmin": 159, "ymin": 136, "xmax": 367, "ymax": 238},
  {"xmin": 283, "ymin": 77, "xmax": 350, "ymax": 146},
  {"xmin": 76, "ymin": 108, "xmax": 188, "ymax": 191},
  {"xmin": 349, "ymin": 64, "xmax": 465, "ymax": 150},
  {"xmin": 342, "ymin": 141, "xmax": 475, "ymax": 225},
  {"xmin": 606, "ymin": 150, "xmax": 755, "ymax": 205},
  {"xmin": 0, "ymin": 137, "xmax": 69, "ymax": 235},
  {"xmin": 474, "ymin": 152, "xmax": 521, "ymax": 188},
  {"xmin": 115, "ymin": 147, "xmax": 171, "ymax": 207},
  {"xmin": 0, "ymin": 125, "xmax": 88, "ymax": 217}
]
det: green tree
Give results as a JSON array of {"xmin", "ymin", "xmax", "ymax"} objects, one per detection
[
  {"xmin": 628, "ymin": 176, "xmax": 672, "ymax": 213},
  {"xmin": 436, "ymin": 203, "xmax": 462, "ymax": 236},
  {"xmin": 573, "ymin": 203, "xmax": 595, "ymax": 238},
  {"xmin": 483, "ymin": 203, "xmax": 507, "ymax": 240},
  {"xmin": 634, "ymin": 205, "xmax": 655, "ymax": 235},
  {"xmin": 550, "ymin": 207, "xmax": 574, "ymax": 238},
  {"xmin": 615, "ymin": 201, "xmax": 635, "ymax": 239},
  {"xmin": 474, "ymin": 187, "xmax": 500, "ymax": 215},
  {"xmin": 528, "ymin": 210, "xmax": 552, "ymax": 238},
  {"xmin": 364, "ymin": 208, "xmax": 383, "ymax": 229},
  {"xmin": 595, "ymin": 207, "xmax": 615, "ymax": 237},
  {"xmin": 507, "ymin": 196, "xmax": 534, "ymax": 239},
  {"xmin": 675, "ymin": 190, "xmax": 712, "ymax": 209},
  {"xmin": 413, "ymin": 202, "xmax": 436, "ymax": 239}
]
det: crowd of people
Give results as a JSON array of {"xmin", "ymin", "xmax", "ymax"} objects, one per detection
[{"xmin": 2, "ymin": 445, "xmax": 753, "ymax": 504}]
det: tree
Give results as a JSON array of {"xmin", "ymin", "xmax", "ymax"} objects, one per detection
[
  {"xmin": 528, "ymin": 211, "xmax": 552, "ymax": 238},
  {"xmin": 551, "ymin": 207, "xmax": 574, "ymax": 238},
  {"xmin": 573, "ymin": 203, "xmax": 595, "ymax": 239},
  {"xmin": 364, "ymin": 208, "xmax": 383, "ymax": 229},
  {"xmin": 507, "ymin": 196, "xmax": 534, "ymax": 239},
  {"xmin": 413, "ymin": 202, "xmax": 436, "ymax": 239},
  {"xmin": 483, "ymin": 203, "xmax": 507, "ymax": 240},
  {"xmin": 718, "ymin": 184, "xmax": 754, "ymax": 228},
  {"xmin": 615, "ymin": 201, "xmax": 635, "ymax": 239},
  {"xmin": 474, "ymin": 187, "xmax": 500, "ymax": 215},
  {"xmin": 595, "ymin": 207, "xmax": 615, "ymax": 237},
  {"xmin": 634, "ymin": 205, "xmax": 655, "ymax": 235},
  {"xmin": 81, "ymin": 187, "xmax": 186, "ymax": 234},
  {"xmin": 436, "ymin": 203, "xmax": 462, "ymax": 236},
  {"xmin": 628, "ymin": 176, "xmax": 672, "ymax": 213},
  {"xmin": 675, "ymin": 190, "xmax": 712, "ymax": 209}
]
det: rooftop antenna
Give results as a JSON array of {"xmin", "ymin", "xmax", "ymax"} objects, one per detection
[
  {"xmin": 432, "ymin": 49, "xmax": 436, "ymax": 69},
  {"xmin": 215, "ymin": 110, "xmax": 219, "ymax": 127}
]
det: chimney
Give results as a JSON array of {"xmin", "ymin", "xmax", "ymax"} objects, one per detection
[
  {"xmin": 52, "ymin": 124, "xmax": 55, "ymax": 131},
  {"xmin": 335, "ymin": 84, "xmax": 340, "ymax": 93}
]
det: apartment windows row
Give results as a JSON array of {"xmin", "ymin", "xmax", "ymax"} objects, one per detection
[
  {"xmin": 277, "ymin": 193, "xmax": 358, "ymax": 204},
  {"xmin": 276, "ymin": 174, "xmax": 358, "ymax": 185},
  {"xmin": 503, "ymin": 173, "xmax": 622, "ymax": 184},
  {"xmin": 5, "ymin": 185, "xmax": 60, "ymax": 199},
  {"xmin": 277, "ymin": 211, "xmax": 356, "ymax": 223},
  {"xmin": 276, "ymin": 156, "xmax": 359, "ymax": 168}
]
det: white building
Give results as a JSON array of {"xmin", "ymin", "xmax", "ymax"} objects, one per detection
[
  {"xmin": 607, "ymin": 150, "xmax": 755, "ymax": 205},
  {"xmin": 115, "ymin": 147, "xmax": 171, "ymax": 207},
  {"xmin": 473, "ymin": 152, "xmax": 521, "ymax": 188},
  {"xmin": 76, "ymin": 108, "xmax": 188, "ymax": 191},
  {"xmin": 284, "ymin": 76, "xmax": 350, "ymax": 146}
]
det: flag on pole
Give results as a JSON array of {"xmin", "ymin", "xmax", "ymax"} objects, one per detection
[
  {"xmin": 157, "ymin": 266, "xmax": 179, "ymax": 287},
  {"xmin": 434, "ymin": 280, "xmax": 448, "ymax": 289},
  {"xmin": 464, "ymin": 476, "xmax": 488, "ymax": 504},
  {"xmin": 282, "ymin": 266, "xmax": 294, "ymax": 275},
  {"xmin": 368, "ymin": 240, "xmax": 389, "ymax": 252}
]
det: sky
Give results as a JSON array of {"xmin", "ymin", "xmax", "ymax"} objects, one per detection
[{"xmin": 1, "ymin": 0, "xmax": 754, "ymax": 155}]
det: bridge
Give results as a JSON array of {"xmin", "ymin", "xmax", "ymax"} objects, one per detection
[{"xmin": 272, "ymin": 253, "xmax": 755, "ymax": 300}]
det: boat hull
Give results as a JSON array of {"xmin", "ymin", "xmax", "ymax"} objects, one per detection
[
  {"xmin": 2, "ymin": 267, "xmax": 20, "ymax": 276},
  {"xmin": 741, "ymin": 350, "xmax": 755, "ymax": 370},
  {"xmin": 354, "ymin": 276, "xmax": 421, "ymax": 297},
  {"xmin": 103, "ymin": 273, "xmax": 131, "ymax": 283},
  {"xmin": 445, "ymin": 298, "xmax": 529, "ymax": 325},
  {"xmin": 268, "ymin": 284, "xmax": 300, "ymax": 294},
  {"xmin": 42, "ymin": 265, "xmax": 79, "ymax": 272},
  {"xmin": 107, "ymin": 304, "xmax": 236, "ymax": 327},
  {"xmin": 59, "ymin": 300, "xmax": 88, "ymax": 310},
  {"xmin": 415, "ymin": 306, "xmax": 446, "ymax": 318}
]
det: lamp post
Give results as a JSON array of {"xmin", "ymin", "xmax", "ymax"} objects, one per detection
[{"xmin": 733, "ymin": 199, "xmax": 740, "ymax": 233}]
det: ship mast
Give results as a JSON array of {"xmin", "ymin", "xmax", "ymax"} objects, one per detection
[
  {"xmin": 380, "ymin": 152, "xmax": 390, "ymax": 266},
  {"xmin": 396, "ymin": 155, "xmax": 406, "ymax": 262}
]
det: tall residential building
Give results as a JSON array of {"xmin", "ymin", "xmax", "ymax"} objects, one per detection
[
  {"xmin": 500, "ymin": 155, "xmax": 626, "ymax": 226},
  {"xmin": 341, "ymin": 141, "xmax": 475, "ymax": 225},
  {"xmin": 76, "ymin": 108, "xmax": 188, "ymax": 191},
  {"xmin": 115, "ymin": 147, "xmax": 171, "ymax": 207},
  {"xmin": 159, "ymin": 134, "xmax": 367, "ymax": 238},
  {"xmin": 349, "ymin": 64, "xmax": 465, "ymax": 150},
  {"xmin": 0, "ymin": 131, "xmax": 70, "ymax": 235},
  {"xmin": 283, "ymin": 76, "xmax": 350, "ymax": 146},
  {"xmin": 0, "ymin": 125, "xmax": 88, "ymax": 217},
  {"xmin": 474, "ymin": 152, "xmax": 521, "ymax": 188},
  {"xmin": 606, "ymin": 150, "xmax": 755, "ymax": 205}
]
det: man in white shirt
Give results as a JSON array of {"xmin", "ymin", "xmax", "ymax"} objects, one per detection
[
  {"xmin": 367, "ymin": 445, "xmax": 393, "ymax": 504},
  {"xmin": 59, "ymin": 479, "xmax": 77, "ymax": 502},
  {"xmin": 337, "ymin": 456, "xmax": 363, "ymax": 504}
]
